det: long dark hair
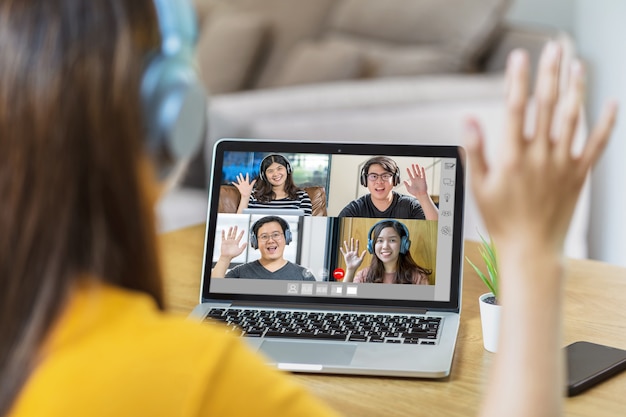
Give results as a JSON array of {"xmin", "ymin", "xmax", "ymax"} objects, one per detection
[
  {"xmin": 0, "ymin": 0, "xmax": 162, "ymax": 413},
  {"xmin": 254, "ymin": 154, "xmax": 300, "ymax": 202},
  {"xmin": 364, "ymin": 221, "xmax": 432, "ymax": 284}
]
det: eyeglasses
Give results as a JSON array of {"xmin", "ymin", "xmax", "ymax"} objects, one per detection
[
  {"xmin": 257, "ymin": 232, "xmax": 284, "ymax": 242},
  {"xmin": 367, "ymin": 173, "xmax": 394, "ymax": 182}
]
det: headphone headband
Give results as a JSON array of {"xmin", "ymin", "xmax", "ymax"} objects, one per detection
[
  {"xmin": 153, "ymin": 0, "xmax": 198, "ymax": 52},
  {"xmin": 141, "ymin": 0, "xmax": 207, "ymax": 178}
]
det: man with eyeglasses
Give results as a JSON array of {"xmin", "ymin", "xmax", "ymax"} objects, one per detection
[
  {"xmin": 211, "ymin": 216, "xmax": 316, "ymax": 280},
  {"xmin": 338, "ymin": 156, "xmax": 439, "ymax": 220}
]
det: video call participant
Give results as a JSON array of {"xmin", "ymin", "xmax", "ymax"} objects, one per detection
[
  {"xmin": 340, "ymin": 220, "xmax": 432, "ymax": 284},
  {"xmin": 338, "ymin": 156, "xmax": 439, "ymax": 220},
  {"xmin": 212, "ymin": 216, "xmax": 316, "ymax": 280},
  {"xmin": 232, "ymin": 154, "xmax": 313, "ymax": 216}
]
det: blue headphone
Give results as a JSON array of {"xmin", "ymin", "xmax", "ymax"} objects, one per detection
[
  {"xmin": 367, "ymin": 220, "xmax": 411, "ymax": 255},
  {"xmin": 249, "ymin": 216, "xmax": 293, "ymax": 249},
  {"xmin": 141, "ymin": 0, "xmax": 207, "ymax": 176}
]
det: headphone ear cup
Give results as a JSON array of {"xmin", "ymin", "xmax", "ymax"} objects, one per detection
[
  {"xmin": 284, "ymin": 229, "xmax": 292, "ymax": 245},
  {"xmin": 401, "ymin": 237, "xmax": 411, "ymax": 254},
  {"xmin": 360, "ymin": 169, "xmax": 367, "ymax": 187},
  {"xmin": 367, "ymin": 239, "xmax": 374, "ymax": 254},
  {"xmin": 249, "ymin": 230, "xmax": 258, "ymax": 250},
  {"xmin": 394, "ymin": 171, "xmax": 401, "ymax": 186}
]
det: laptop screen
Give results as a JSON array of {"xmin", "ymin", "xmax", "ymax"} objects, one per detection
[{"xmin": 201, "ymin": 139, "xmax": 465, "ymax": 311}]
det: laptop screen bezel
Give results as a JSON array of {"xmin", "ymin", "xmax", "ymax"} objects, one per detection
[{"xmin": 199, "ymin": 139, "xmax": 465, "ymax": 312}]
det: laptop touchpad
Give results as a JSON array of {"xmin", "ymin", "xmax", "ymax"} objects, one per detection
[{"xmin": 260, "ymin": 340, "xmax": 356, "ymax": 365}]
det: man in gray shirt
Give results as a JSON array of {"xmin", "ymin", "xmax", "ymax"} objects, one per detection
[{"xmin": 211, "ymin": 215, "xmax": 316, "ymax": 281}]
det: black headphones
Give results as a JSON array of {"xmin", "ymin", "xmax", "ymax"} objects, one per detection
[
  {"xmin": 249, "ymin": 216, "xmax": 293, "ymax": 249},
  {"xmin": 359, "ymin": 157, "xmax": 401, "ymax": 187},
  {"xmin": 367, "ymin": 220, "xmax": 411, "ymax": 255},
  {"xmin": 141, "ymin": 0, "xmax": 207, "ymax": 177},
  {"xmin": 258, "ymin": 154, "xmax": 293, "ymax": 182}
]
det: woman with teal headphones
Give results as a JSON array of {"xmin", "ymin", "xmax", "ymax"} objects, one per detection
[{"xmin": 340, "ymin": 220, "xmax": 432, "ymax": 284}]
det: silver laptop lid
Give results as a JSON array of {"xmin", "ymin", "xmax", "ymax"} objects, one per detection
[{"xmin": 200, "ymin": 139, "xmax": 465, "ymax": 313}]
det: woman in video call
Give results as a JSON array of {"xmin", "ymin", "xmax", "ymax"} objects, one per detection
[
  {"xmin": 0, "ymin": 0, "xmax": 618, "ymax": 415},
  {"xmin": 338, "ymin": 156, "xmax": 439, "ymax": 220},
  {"xmin": 340, "ymin": 220, "xmax": 432, "ymax": 284},
  {"xmin": 233, "ymin": 154, "xmax": 313, "ymax": 216}
]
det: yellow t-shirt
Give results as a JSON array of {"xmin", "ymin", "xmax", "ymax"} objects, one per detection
[{"xmin": 10, "ymin": 282, "xmax": 342, "ymax": 417}]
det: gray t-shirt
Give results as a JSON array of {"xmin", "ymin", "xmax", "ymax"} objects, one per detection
[
  {"xmin": 338, "ymin": 191, "xmax": 425, "ymax": 219},
  {"xmin": 226, "ymin": 260, "xmax": 316, "ymax": 281}
]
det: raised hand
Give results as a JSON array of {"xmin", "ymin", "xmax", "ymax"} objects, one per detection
[
  {"xmin": 466, "ymin": 44, "xmax": 617, "ymax": 253},
  {"xmin": 233, "ymin": 173, "xmax": 256, "ymax": 199},
  {"xmin": 220, "ymin": 226, "xmax": 247, "ymax": 259},
  {"xmin": 404, "ymin": 163, "xmax": 439, "ymax": 220},
  {"xmin": 403, "ymin": 163, "xmax": 429, "ymax": 197},
  {"xmin": 468, "ymin": 43, "xmax": 617, "ymax": 417},
  {"xmin": 340, "ymin": 238, "xmax": 366, "ymax": 271}
]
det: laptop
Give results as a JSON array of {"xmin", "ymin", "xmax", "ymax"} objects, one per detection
[{"xmin": 190, "ymin": 138, "xmax": 465, "ymax": 378}]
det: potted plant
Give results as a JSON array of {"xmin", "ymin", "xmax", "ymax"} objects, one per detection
[{"xmin": 465, "ymin": 233, "xmax": 500, "ymax": 352}]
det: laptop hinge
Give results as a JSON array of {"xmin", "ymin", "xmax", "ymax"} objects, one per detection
[{"xmin": 228, "ymin": 300, "xmax": 428, "ymax": 315}]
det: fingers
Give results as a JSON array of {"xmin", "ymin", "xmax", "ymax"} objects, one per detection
[
  {"xmin": 533, "ymin": 42, "xmax": 562, "ymax": 142},
  {"xmin": 579, "ymin": 100, "xmax": 618, "ymax": 172},
  {"xmin": 222, "ymin": 226, "xmax": 237, "ymax": 240},
  {"xmin": 465, "ymin": 118, "xmax": 488, "ymax": 185},
  {"xmin": 341, "ymin": 238, "xmax": 360, "ymax": 254},
  {"xmin": 222, "ymin": 226, "xmax": 245, "ymax": 243},
  {"xmin": 555, "ymin": 60, "xmax": 584, "ymax": 158},
  {"xmin": 406, "ymin": 164, "xmax": 425, "ymax": 179},
  {"xmin": 506, "ymin": 49, "xmax": 530, "ymax": 150}
]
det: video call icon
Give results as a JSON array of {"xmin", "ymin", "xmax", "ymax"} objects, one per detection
[{"xmin": 287, "ymin": 283, "xmax": 299, "ymax": 294}]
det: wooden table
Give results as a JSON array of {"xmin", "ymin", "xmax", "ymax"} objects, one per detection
[{"xmin": 159, "ymin": 224, "xmax": 626, "ymax": 417}]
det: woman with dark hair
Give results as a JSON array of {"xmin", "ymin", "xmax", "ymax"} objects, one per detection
[
  {"xmin": 340, "ymin": 220, "xmax": 432, "ymax": 284},
  {"xmin": 0, "ymin": 1, "xmax": 335, "ymax": 416},
  {"xmin": 233, "ymin": 154, "xmax": 313, "ymax": 215},
  {"xmin": 0, "ymin": 1, "xmax": 617, "ymax": 415}
]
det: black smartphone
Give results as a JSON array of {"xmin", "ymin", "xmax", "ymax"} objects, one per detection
[{"xmin": 565, "ymin": 341, "xmax": 626, "ymax": 396}]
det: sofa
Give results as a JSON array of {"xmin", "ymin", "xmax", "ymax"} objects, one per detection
[
  {"xmin": 218, "ymin": 185, "xmax": 328, "ymax": 216},
  {"xmin": 158, "ymin": 0, "xmax": 590, "ymax": 259}
]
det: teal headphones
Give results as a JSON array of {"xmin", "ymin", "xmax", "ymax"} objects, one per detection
[
  {"xmin": 141, "ymin": 0, "xmax": 207, "ymax": 176},
  {"xmin": 367, "ymin": 220, "xmax": 411, "ymax": 255}
]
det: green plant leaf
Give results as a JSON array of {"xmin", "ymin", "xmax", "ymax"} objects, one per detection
[
  {"xmin": 465, "ymin": 256, "xmax": 496, "ymax": 295},
  {"xmin": 466, "ymin": 231, "xmax": 499, "ymax": 300}
]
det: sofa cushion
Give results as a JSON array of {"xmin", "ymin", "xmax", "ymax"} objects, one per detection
[
  {"xmin": 272, "ymin": 39, "xmax": 364, "ymax": 87},
  {"xmin": 196, "ymin": 13, "xmax": 268, "ymax": 94},
  {"xmin": 199, "ymin": 0, "xmax": 337, "ymax": 89},
  {"xmin": 328, "ymin": 0, "xmax": 511, "ymax": 69},
  {"xmin": 323, "ymin": 34, "xmax": 463, "ymax": 78}
]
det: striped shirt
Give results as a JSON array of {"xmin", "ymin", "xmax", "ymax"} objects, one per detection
[{"xmin": 248, "ymin": 189, "xmax": 313, "ymax": 216}]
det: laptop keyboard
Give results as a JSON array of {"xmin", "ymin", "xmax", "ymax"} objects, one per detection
[{"xmin": 205, "ymin": 308, "xmax": 441, "ymax": 345}]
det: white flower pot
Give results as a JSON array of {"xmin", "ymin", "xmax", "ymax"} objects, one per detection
[{"xmin": 479, "ymin": 293, "xmax": 501, "ymax": 353}]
